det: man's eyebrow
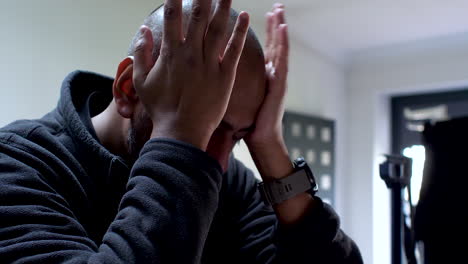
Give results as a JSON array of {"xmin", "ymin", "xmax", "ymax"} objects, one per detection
[{"xmin": 220, "ymin": 120, "xmax": 255, "ymax": 132}]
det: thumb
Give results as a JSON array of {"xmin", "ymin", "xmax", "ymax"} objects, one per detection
[{"xmin": 133, "ymin": 25, "xmax": 154, "ymax": 87}]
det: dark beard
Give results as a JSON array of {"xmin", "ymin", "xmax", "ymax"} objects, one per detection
[{"xmin": 127, "ymin": 110, "xmax": 153, "ymax": 163}]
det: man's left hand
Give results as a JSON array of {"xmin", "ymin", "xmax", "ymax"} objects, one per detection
[
  {"xmin": 245, "ymin": 5, "xmax": 317, "ymax": 226},
  {"xmin": 245, "ymin": 4, "xmax": 291, "ymax": 181}
]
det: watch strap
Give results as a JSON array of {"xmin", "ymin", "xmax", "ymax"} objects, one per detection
[{"xmin": 259, "ymin": 169, "xmax": 313, "ymax": 205}]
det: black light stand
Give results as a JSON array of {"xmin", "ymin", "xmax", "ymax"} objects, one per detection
[{"xmin": 380, "ymin": 155, "xmax": 413, "ymax": 264}]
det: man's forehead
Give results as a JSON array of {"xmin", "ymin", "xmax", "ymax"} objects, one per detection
[{"xmin": 224, "ymin": 66, "xmax": 266, "ymax": 130}]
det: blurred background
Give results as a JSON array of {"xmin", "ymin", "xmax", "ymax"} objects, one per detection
[{"xmin": 2, "ymin": 1, "xmax": 468, "ymax": 263}]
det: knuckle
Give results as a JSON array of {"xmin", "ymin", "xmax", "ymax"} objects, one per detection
[
  {"xmin": 235, "ymin": 25, "xmax": 248, "ymax": 35},
  {"xmin": 191, "ymin": 5, "xmax": 203, "ymax": 21},
  {"xmin": 209, "ymin": 26, "xmax": 222, "ymax": 38},
  {"xmin": 164, "ymin": 6, "xmax": 178, "ymax": 20},
  {"xmin": 228, "ymin": 42, "xmax": 239, "ymax": 54},
  {"xmin": 134, "ymin": 41, "xmax": 146, "ymax": 54},
  {"xmin": 161, "ymin": 48, "xmax": 174, "ymax": 60},
  {"xmin": 219, "ymin": 0, "xmax": 231, "ymax": 9}
]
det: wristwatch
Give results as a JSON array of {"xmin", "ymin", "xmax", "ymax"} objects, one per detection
[{"xmin": 258, "ymin": 157, "xmax": 318, "ymax": 206}]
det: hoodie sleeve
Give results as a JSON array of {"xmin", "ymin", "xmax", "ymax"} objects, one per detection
[
  {"xmin": 229, "ymin": 159, "xmax": 363, "ymax": 264},
  {"xmin": 0, "ymin": 138, "xmax": 222, "ymax": 263}
]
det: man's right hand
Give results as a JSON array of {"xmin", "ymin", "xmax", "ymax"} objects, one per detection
[{"xmin": 132, "ymin": 0, "xmax": 250, "ymax": 151}]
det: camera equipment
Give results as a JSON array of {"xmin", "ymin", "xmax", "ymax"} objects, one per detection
[{"xmin": 380, "ymin": 155, "xmax": 416, "ymax": 264}]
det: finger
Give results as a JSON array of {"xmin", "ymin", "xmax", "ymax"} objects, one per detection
[
  {"xmin": 271, "ymin": 8, "xmax": 284, "ymax": 59},
  {"xmin": 265, "ymin": 12, "xmax": 274, "ymax": 61},
  {"xmin": 133, "ymin": 26, "xmax": 155, "ymax": 86},
  {"xmin": 205, "ymin": 0, "xmax": 232, "ymax": 62},
  {"xmin": 222, "ymin": 12, "xmax": 249, "ymax": 73},
  {"xmin": 186, "ymin": 0, "xmax": 212, "ymax": 49},
  {"xmin": 274, "ymin": 24, "xmax": 289, "ymax": 79},
  {"xmin": 270, "ymin": 3, "xmax": 284, "ymax": 14},
  {"xmin": 275, "ymin": 7, "xmax": 286, "ymax": 25},
  {"xmin": 273, "ymin": 3, "xmax": 285, "ymax": 10},
  {"xmin": 162, "ymin": 0, "xmax": 183, "ymax": 48}
]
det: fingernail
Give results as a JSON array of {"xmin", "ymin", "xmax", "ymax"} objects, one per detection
[
  {"xmin": 239, "ymin": 11, "xmax": 249, "ymax": 23},
  {"xmin": 266, "ymin": 12, "xmax": 275, "ymax": 20},
  {"xmin": 275, "ymin": 8, "xmax": 284, "ymax": 14},
  {"xmin": 274, "ymin": 3, "xmax": 285, "ymax": 9}
]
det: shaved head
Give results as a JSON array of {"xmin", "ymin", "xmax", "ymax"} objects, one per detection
[{"xmin": 128, "ymin": 0, "xmax": 264, "ymax": 67}]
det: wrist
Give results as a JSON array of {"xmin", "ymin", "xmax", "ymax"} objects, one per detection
[
  {"xmin": 247, "ymin": 130, "xmax": 283, "ymax": 150},
  {"xmin": 248, "ymin": 138, "xmax": 293, "ymax": 181},
  {"xmin": 151, "ymin": 122, "xmax": 210, "ymax": 151}
]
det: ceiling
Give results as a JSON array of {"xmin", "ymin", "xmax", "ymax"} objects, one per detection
[{"xmin": 233, "ymin": 0, "xmax": 468, "ymax": 64}]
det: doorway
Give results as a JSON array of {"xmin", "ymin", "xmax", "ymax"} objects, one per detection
[{"xmin": 392, "ymin": 88, "xmax": 468, "ymax": 205}]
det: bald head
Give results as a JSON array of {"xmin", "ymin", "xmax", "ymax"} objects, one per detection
[{"xmin": 128, "ymin": 0, "xmax": 264, "ymax": 68}]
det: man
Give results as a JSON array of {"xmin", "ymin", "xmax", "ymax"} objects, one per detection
[{"xmin": 0, "ymin": 0, "xmax": 362, "ymax": 263}]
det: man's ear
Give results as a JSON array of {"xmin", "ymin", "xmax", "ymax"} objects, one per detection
[{"xmin": 113, "ymin": 57, "xmax": 137, "ymax": 119}]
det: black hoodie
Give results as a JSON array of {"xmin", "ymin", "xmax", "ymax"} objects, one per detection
[{"xmin": 0, "ymin": 71, "xmax": 362, "ymax": 263}]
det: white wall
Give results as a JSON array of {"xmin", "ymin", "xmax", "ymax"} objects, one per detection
[
  {"xmin": 0, "ymin": 0, "xmax": 160, "ymax": 127},
  {"xmin": 346, "ymin": 33, "xmax": 468, "ymax": 264}
]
